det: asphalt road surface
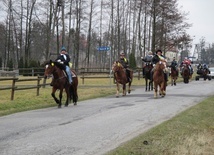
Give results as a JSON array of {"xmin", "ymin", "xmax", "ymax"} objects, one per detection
[{"xmin": 0, "ymin": 80, "xmax": 214, "ymax": 155}]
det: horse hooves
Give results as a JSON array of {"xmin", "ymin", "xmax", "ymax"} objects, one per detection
[
  {"xmin": 116, "ymin": 96, "xmax": 119, "ymax": 98},
  {"xmin": 65, "ymin": 104, "xmax": 68, "ymax": 107},
  {"xmin": 58, "ymin": 105, "xmax": 62, "ymax": 108},
  {"xmin": 74, "ymin": 103, "xmax": 77, "ymax": 106}
]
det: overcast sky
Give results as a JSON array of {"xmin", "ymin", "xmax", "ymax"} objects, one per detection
[{"xmin": 178, "ymin": 0, "xmax": 214, "ymax": 45}]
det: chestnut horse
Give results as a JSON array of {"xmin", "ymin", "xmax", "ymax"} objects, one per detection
[
  {"xmin": 153, "ymin": 61, "xmax": 167, "ymax": 98},
  {"xmin": 181, "ymin": 64, "xmax": 191, "ymax": 83},
  {"xmin": 143, "ymin": 62, "xmax": 153, "ymax": 91},
  {"xmin": 112, "ymin": 61, "xmax": 133, "ymax": 97},
  {"xmin": 170, "ymin": 66, "xmax": 178, "ymax": 86},
  {"xmin": 44, "ymin": 60, "xmax": 78, "ymax": 108}
]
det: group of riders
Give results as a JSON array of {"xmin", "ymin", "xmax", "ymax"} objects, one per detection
[
  {"xmin": 140, "ymin": 50, "xmax": 210, "ymax": 81},
  {"xmin": 52, "ymin": 46, "xmax": 210, "ymax": 86}
]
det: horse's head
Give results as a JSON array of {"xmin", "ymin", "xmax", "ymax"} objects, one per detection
[
  {"xmin": 156, "ymin": 61, "xmax": 165, "ymax": 70},
  {"xmin": 44, "ymin": 60, "xmax": 56, "ymax": 79},
  {"xmin": 112, "ymin": 61, "xmax": 123, "ymax": 73},
  {"xmin": 145, "ymin": 62, "xmax": 153, "ymax": 72}
]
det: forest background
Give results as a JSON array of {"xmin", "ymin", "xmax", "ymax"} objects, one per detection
[{"xmin": 0, "ymin": 0, "xmax": 213, "ymax": 71}]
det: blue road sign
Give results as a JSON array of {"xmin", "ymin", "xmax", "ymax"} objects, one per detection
[{"xmin": 97, "ymin": 46, "xmax": 110, "ymax": 51}]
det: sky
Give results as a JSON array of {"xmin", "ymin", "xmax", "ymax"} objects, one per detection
[{"xmin": 178, "ymin": 0, "xmax": 214, "ymax": 45}]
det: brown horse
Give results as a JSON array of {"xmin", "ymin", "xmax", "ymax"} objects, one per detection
[
  {"xmin": 112, "ymin": 61, "xmax": 133, "ymax": 97},
  {"xmin": 143, "ymin": 62, "xmax": 153, "ymax": 91},
  {"xmin": 153, "ymin": 61, "xmax": 167, "ymax": 98},
  {"xmin": 44, "ymin": 60, "xmax": 78, "ymax": 108},
  {"xmin": 181, "ymin": 64, "xmax": 191, "ymax": 83},
  {"xmin": 170, "ymin": 66, "xmax": 178, "ymax": 86}
]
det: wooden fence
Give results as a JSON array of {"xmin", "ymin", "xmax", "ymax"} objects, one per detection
[
  {"xmin": 79, "ymin": 68, "xmax": 142, "ymax": 84},
  {"xmin": 0, "ymin": 76, "xmax": 49, "ymax": 100},
  {"xmin": 0, "ymin": 67, "xmax": 143, "ymax": 100}
]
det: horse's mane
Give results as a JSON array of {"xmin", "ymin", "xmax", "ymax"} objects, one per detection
[
  {"xmin": 54, "ymin": 61, "xmax": 66, "ymax": 70},
  {"xmin": 43, "ymin": 60, "xmax": 66, "ymax": 70}
]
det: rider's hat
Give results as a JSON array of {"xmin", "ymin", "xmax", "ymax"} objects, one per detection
[
  {"xmin": 156, "ymin": 49, "xmax": 162, "ymax": 54},
  {"xmin": 120, "ymin": 51, "xmax": 125, "ymax": 56},
  {"xmin": 61, "ymin": 46, "xmax": 66, "ymax": 51}
]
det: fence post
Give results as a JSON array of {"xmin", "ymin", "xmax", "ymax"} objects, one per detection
[{"xmin": 37, "ymin": 75, "xmax": 41, "ymax": 96}]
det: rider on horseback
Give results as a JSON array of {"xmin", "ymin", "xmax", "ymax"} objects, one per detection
[
  {"xmin": 180, "ymin": 57, "xmax": 193, "ymax": 75},
  {"xmin": 118, "ymin": 51, "xmax": 131, "ymax": 82},
  {"xmin": 203, "ymin": 63, "xmax": 210, "ymax": 73},
  {"xmin": 56, "ymin": 47, "xmax": 73, "ymax": 85},
  {"xmin": 152, "ymin": 49, "xmax": 168, "ymax": 81},
  {"xmin": 141, "ymin": 51, "xmax": 153, "ymax": 78},
  {"xmin": 170, "ymin": 57, "xmax": 178, "ymax": 72}
]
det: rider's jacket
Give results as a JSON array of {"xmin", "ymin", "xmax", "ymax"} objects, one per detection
[
  {"xmin": 56, "ymin": 54, "xmax": 70, "ymax": 66},
  {"xmin": 152, "ymin": 54, "xmax": 166, "ymax": 64},
  {"xmin": 142, "ymin": 55, "xmax": 153, "ymax": 62},
  {"xmin": 182, "ymin": 59, "xmax": 191, "ymax": 66},
  {"xmin": 171, "ymin": 60, "xmax": 177, "ymax": 67},
  {"xmin": 119, "ymin": 57, "xmax": 129, "ymax": 68}
]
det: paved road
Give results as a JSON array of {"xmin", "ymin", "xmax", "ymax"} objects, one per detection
[{"xmin": 0, "ymin": 80, "xmax": 214, "ymax": 155}]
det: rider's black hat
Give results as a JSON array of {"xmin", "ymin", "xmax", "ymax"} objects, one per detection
[{"xmin": 156, "ymin": 49, "xmax": 162, "ymax": 54}]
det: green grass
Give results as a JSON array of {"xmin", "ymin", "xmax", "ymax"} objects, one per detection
[{"xmin": 106, "ymin": 96, "xmax": 214, "ymax": 155}]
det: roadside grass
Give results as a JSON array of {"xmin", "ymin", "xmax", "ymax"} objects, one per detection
[{"xmin": 106, "ymin": 96, "xmax": 214, "ymax": 155}]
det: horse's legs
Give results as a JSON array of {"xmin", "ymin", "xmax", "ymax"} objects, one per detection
[
  {"xmin": 174, "ymin": 77, "xmax": 177, "ymax": 85},
  {"xmin": 64, "ymin": 87, "xmax": 70, "ymax": 107},
  {"xmin": 154, "ymin": 83, "xmax": 158, "ymax": 98},
  {"xmin": 171, "ymin": 77, "xmax": 173, "ymax": 86},
  {"xmin": 122, "ymin": 84, "xmax": 126, "ymax": 96},
  {"xmin": 58, "ymin": 89, "xmax": 63, "ymax": 108},
  {"xmin": 51, "ymin": 88, "xmax": 60, "ymax": 105},
  {"xmin": 128, "ymin": 81, "xmax": 131, "ymax": 94},
  {"xmin": 161, "ymin": 82, "xmax": 166, "ymax": 97},
  {"xmin": 116, "ymin": 83, "xmax": 120, "ymax": 97},
  {"xmin": 145, "ymin": 78, "xmax": 148, "ymax": 91},
  {"xmin": 149, "ymin": 79, "xmax": 153, "ymax": 91}
]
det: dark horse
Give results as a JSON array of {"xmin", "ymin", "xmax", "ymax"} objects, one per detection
[
  {"xmin": 181, "ymin": 64, "xmax": 191, "ymax": 83},
  {"xmin": 196, "ymin": 67, "xmax": 211, "ymax": 80},
  {"xmin": 44, "ymin": 60, "xmax": 78, "ymax": 108},
  {"xmin": 170, "ymin": 66, "xmax": 178, "ymax": 86},
  {"xmin": 143, "ymin": 62, "xmax": 153, "ymax": 91},
  {"xmin": 153, "ymin": 61, "xmax": 167, "ymax": 98},
  {"xmin": 112, "ymin": 61, "xmax": 133, "ymax": 97}
]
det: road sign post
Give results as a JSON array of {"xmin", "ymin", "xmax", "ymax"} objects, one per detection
[{"xmin": 97, "ymin": 46, "xmax": 112, "ymax": 86}]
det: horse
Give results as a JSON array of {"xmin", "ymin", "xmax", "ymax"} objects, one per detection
[
  {"xmin": 112, "ymin": 61, "xmax": 133, "ymax": 97},
  {"xmin": 169, "ymin": 66, "xmax": 178, "ymax": 86},
  {"xmin": 153, "ymin": 61, "xmax": 167, "ymax": 98},
  {"xmin": 196, "ymin": 68, "xmax": 211, "ymax": 80},
  {"xmin": 143, "ymin": 62, "xmax": 153, "ymax": 91},
  {"xmin": 181, "ymin": 64, "xmax": 191, "ymax": 83},
  {"xmin": 44, "ymin": 60, "xmax": 78, "ymax": 108}
]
